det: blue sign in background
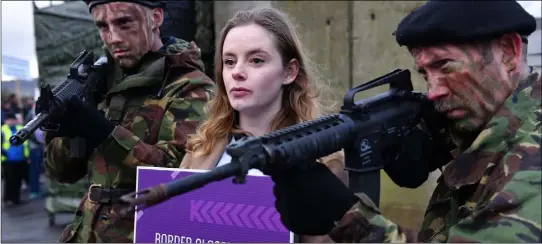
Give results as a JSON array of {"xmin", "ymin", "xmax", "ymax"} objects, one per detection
[{"xmin": 2, "ymin": 55, "xmax": 30, "ymax": 80}]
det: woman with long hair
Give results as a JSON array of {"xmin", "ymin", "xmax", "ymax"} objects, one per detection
[{"xmin": 180, "ymin": 7, "xmax": 347, "ymax": 242}]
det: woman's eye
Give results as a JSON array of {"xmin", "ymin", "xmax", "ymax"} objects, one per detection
[
  {"xmin": 224, "ymin": 59, "xmax": 235, "ymax": 65},
  {"xmin": 251, "ymin": 58, "xmax": 264, "ymax": 65}
]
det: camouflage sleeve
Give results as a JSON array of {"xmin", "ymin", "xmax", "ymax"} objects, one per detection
[
  {"xmin": 329, "ymin": 152, "xmax": 542, "ymax": 243},
  {"xmin": 96, "ymin": 77, "xmax": 213, "ymax": 169},
  {"xmin": 44, "ymin": 137, "xmax": 89, "ymax": 184},
  {"xmin": 447, "ymin": 173, "xmax": 542, "ymax": 242},
  {"xmin": 328, "ymin": 193, "xmax": 418, "ymax": 243},
  {"xmin": 447, "ymin": 135, "xmax": 541, "ymax": 243}
]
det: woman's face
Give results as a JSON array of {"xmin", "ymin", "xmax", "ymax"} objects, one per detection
[{"xmin": 221, "ymin": 23, "xmax": 297, "ymax": 115}]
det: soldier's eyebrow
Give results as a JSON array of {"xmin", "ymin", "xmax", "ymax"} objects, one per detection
[
  {"xmin": 94, "ymin": 16, "xmax": 135, "ymax": 28},
  {"xmin": 112, "ymin": 16, "xmax": 134, "ymax": 25}
]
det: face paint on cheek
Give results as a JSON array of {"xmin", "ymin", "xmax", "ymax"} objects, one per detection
[
  {"xmin": 455, "ymin": 44, "xmax": 513, "ymax": 115},
  {"xmin": 439, "ymin": 72, "xmax": 489, "ymax": 132},
  {"xmin": 480, "ymin": 64, "xmax": 513, "ymax": 99},
  {"xmin": 457, "ymin": 73, "xmax": 488, "ymax": 111},
  {"xmin": 132, "ymin": 5, "xmax": 154, "ymax": 53}
]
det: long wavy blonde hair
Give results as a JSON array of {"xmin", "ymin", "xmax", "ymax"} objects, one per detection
[{"xmin": 186, "ymin": 7, "xmax": 327, "ymax": 156}]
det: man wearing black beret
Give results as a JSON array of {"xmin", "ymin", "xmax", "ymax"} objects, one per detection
[
  {"xmin": 268, "ymin": 0, "xmax": 542, "ymax": 242},
  {"xmin": 84, "ymin": 0, "xmax": 167, "ymax": 12},
  {"xmin": 45, "ymin": 0, "xmax": 214, "ymax": 243}
]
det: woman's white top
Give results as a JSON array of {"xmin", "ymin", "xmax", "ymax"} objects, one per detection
[{"xmin": 216, "ymin": 137, "xmax": 265, "ymax": 176}]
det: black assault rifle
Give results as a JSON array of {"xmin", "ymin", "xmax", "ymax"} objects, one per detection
[
  {"xmin": 119, "ymin": 69, "xmax": 442, "ymax": 216},
  {"xmin": 9, "ymin": 50, "xmax": 108, "ymax": 158}
]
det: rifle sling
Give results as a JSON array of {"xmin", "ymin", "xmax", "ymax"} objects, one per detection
[
  {"xmin": 348, "ymin": 170, "xmax": 381, "ymax": 207},
  {"xmin": 106, "ymin": 94, "xmax": 127, "ymax": 124}
]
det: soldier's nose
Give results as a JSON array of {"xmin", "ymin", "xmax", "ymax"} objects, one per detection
[{"xmin": 427, "ymin": 86, "xmax": 450, "ymax": 101}]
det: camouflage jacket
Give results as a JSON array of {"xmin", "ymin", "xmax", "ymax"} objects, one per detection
[
  {"xmin": 44, "ymin": 37, "xmax": 214, "ymax": 243},
  {"xmin": 328, "ymin": 72, "xmax": 541, "ymax": 242}
]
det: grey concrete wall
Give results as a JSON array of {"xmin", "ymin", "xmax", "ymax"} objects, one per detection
[
  {"xmin": 214, "ymin": 1, "xmax": 273, "ymax": 37},
  {"xmin": 273, "ymin": 1, "xmax": 351, "ymax": 112},
  {"xmin": 527, "ymin": 17, "xmax": 541, "ymax": 72},
  {"xmin": 214, "ymin": 0, "xmax": 435, "ymax": 230},
  {"xmin": 351, "ymin": 1, "xmax": 426, "ymax": 93}
]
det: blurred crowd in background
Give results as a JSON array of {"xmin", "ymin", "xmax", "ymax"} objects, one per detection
[{"xmin": 1, "ymin": 94, "xmax": 44, "ymax": 206}]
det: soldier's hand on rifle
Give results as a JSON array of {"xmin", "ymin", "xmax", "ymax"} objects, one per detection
[
  {"xmin": 36, "ymin": 95, "xmax": 81, "ymax": 142},
  {"xmin": 382, "ymin": 101, "xmax": 456, "ymax": 189},
  {"xmin": 63, "ymin": 96, "xmax": 116, "ymax": 150},
  {"xmin": 271, "ymin": 163, "xmax": 359, "ymax": 235},
  {"xmin": 382, "ymin": 125, "xmax": 453, "ymax": 188}
]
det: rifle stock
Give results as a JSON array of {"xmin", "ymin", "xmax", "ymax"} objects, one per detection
[{"xmin": 119, "ymin": 69, "xmax": 432, "ymax": 216}]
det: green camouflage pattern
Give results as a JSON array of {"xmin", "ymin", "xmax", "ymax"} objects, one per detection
[
  {"xmin": 44, "ymin": 38, "xmax": 214, "ymax": 243},
  {"xmin": 328, "ymin": 72, "xmax": 542, "ymax": 242},
  {"xmin": 45, "ymin": 177, "xmax": 88, "ymax": 215}
]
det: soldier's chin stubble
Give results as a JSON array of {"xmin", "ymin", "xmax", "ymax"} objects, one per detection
[
  {"xmin": 452, "ymin": 115, "xmax": 486, "ymax": 136},
  {"xmin": 116, "ymin": 58, "xmax": 138, "ymax": 69}
]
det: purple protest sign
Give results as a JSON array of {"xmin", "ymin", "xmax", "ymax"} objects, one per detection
[{"xmin": 134, "ymin": 167, "xmax": 293, "ymax": 243}]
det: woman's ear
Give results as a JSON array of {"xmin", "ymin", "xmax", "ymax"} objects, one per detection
[{"xmin": 283, "ymin": 59, "xmax": 300, "ymax": 85}]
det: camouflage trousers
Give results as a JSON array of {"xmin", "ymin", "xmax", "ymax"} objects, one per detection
[{"xmin": 59, "ymin": 195, "xmax": 134, "ymax": 243}]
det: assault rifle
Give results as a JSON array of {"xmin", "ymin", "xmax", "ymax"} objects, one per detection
[
  {"xmin": 9, "ymin": 50, "xmax": 108, "ymax": 158},
  {"xmin": 120, "ymin": 69, "xmax": 445, "ymax": 215}
]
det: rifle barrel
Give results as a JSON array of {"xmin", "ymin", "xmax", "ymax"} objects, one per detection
[
  {"xmin": 165, "ymin": 163, "xmax": 240, "ymax": 197},
  {"xmin": 9, "ymin": 112, "xmax": 49, "ymax": 146},
  {"xmin": 119, "ymin": 159, "xmax": 244, "ymax": 215}
]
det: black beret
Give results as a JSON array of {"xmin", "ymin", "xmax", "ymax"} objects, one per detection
[
  {"xmin": 83, "ymin": 0, "xmax": 167, "ymax": 13},
  {"xmin": 394, "ymin": 0, "xmax": 537, "ymax": 48}
]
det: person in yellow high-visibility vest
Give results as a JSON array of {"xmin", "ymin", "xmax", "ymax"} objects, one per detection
[{"xmin": 1, "ymin": 113, "xmax": 30, "ymax": 206}]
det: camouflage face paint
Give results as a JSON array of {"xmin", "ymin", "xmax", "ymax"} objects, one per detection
[
  {"xmin": 92, "ymin": 2, "xmax": 156, "ymax": 69},
  {"xmin": 412, "ymin": 42, "xmax": 516, "ymax": 133}
]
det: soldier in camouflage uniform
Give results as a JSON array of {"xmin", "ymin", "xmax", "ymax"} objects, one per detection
[
  {"xmin": 269, "ymin": 1, "xmax": 541, "ymax": 242},
  {"xmin": 44, "ymin": 0, "xmax": 214, "ymax": 242}
]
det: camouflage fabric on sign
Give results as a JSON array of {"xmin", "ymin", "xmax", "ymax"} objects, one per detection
[
  {"xmin": 44, "ymin": 37, "xmax": 214, "ymax": 243},
  {"xmin": 328, "ymin": 72, "xmax": 542, "ymax": 242}
]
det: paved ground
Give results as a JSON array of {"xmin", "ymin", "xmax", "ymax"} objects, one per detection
[{"xmin": 1, "ymin": 178, "xmax": 74, "ymax": 243}]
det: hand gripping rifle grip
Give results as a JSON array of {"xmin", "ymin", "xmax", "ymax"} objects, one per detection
[{"xmin": 8, "ymin": 81, "xmax": 84, "ymax": 147}]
